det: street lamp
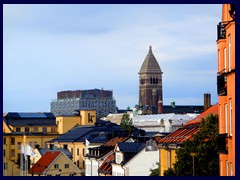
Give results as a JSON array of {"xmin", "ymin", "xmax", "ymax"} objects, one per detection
[{"xmin": 190, "ymin": 152, "xmax": 196, "ymax": 176}]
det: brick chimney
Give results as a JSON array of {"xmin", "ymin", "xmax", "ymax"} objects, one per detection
[
  {"xmin": 204, "ymin": 93, "xmax": 211, "ymax": 110},
  {"xmin": 158, "ymin": 100, "xmax": 163, "ymax": 114}
]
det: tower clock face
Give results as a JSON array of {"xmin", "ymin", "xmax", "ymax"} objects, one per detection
[{"xmin": 141, "ymin": 90, "xmax": 145, "ymax": 96}]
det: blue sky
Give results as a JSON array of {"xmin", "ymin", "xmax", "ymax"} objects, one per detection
[{"xmin": 3, "ymin": 4, "xmax": 222, "ymax": 112}]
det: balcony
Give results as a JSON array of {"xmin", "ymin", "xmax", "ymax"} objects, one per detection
[
  {"xmin": 217, "ymin": 71, "xmax": 227, "ymax": 96},
  {"xmin": 217, "ymin": 133, "xmax": 228, "ymax": 154},
  {"xmin": 217, "ymin": 22, "xmax": 226, "ymax": 40}
]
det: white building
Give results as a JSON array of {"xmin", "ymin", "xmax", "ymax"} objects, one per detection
[{"xmin": 132, "ymin": 113, "xmax": 199, "ymax": 132}]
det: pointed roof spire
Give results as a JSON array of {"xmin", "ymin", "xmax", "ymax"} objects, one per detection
[{"xmin": 139, "ymin": 46, "xmax": 162, "ymax": 74}]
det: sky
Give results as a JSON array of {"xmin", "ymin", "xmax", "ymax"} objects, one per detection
[{"xmin": 3, "ymin": 4, "xmax": 222, "ymax": 112}]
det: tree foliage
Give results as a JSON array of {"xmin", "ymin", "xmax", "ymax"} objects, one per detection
[
  {"xmin": 164, "ymin": 113, "xmax": 219, "ymax": 176},
  {"xmin": 149, "ymin": 162, "xmax": 160, "ymax": 176},
  {"xmin": 120, "ymin": 113, "xmax": 134, "ymax": 135}
]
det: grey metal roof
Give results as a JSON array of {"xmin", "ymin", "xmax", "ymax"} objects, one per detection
[
  {"xmin": 139, "ymin": 46, "xmax": 162, "ymax": 74},
  {"xmin": 117, "ymin": 142, "xmax": 145, "ymax": 153},
  {"xmin": 4, "ymin": 112, "xmax": 56, "ymax": 127}
]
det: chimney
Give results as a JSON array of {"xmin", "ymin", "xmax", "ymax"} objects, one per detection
[
  {"xmin": 158, "ymin": 100, "xmax": 163, "ymax": 114},
  {"xmin": 204, "ymin": 93, "xmax": 211, "ymax": 110},
  {"xmin": 49, "ymin": 144, "xmax": 53, "ymax": 150}
]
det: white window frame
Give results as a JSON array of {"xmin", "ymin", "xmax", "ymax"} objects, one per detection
[
  {"xmin": 116, "ymin": 153, "xmax": 122, "ymax": 164},
  {"xmin": 228, "ymin": 34, "xmax": 232, "ymax": 71},
  {"xmin": 226, "ymin": 160, "xmax": 229, "ymax": 176},
  {"xmin": 224, "ymin": 48, "xmax": 227, "ymax": 72},
  {"xmin": 229, "ymin": 99, "xmax": 232, "ymax": 136},
  {"xmin": 225, "ymin": 104, "xmax": 228, "ymax": 134}
]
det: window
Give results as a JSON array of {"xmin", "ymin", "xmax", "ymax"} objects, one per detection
[
  {"xmin": 54, "ymin": 164, "xmax": 59, "ymax": 169},
  {"xmin": 167, "ymin": 150, "xmax": 171, "ymax": 168},
  {"xmin": 56, "ymin": 174, "xmax": 60, "ymax": 176},
  {"xmin": 51, "ymin": 127, "xmax": 56, "ymax": 133},
  {"xmin": 71, "ymin": 148, "xmax": 73, "ymax": 154},
  {"xmin": 224, "ymin": 48, "xmax": 227, "ymax": 72},
  {"xmin": 4, "ymin": 138, "xmax": 6, "ymax": 145},
  {"xmin": 226, "ymin": 161, "xmax": 229, "ymax": 176},
  {"xmin": 65, "ymin": 164, "xmax": 69, "ymax": 168},
  {"xmin": 116, "ymin": 153, "xmax": 122, "ymax": 164},
  {"xmin": 225, "ymin": 104, "xmax": 228, "ymax": 133},
  {"xmin": 230, "ymin": 162, "xmax": 233, "ymax": 176},
  {"xmin": 228, "ymin": 34, "xmax": 232, "ymax": 71},
  {"xmin": 4, "ymin": 163, "xmax": 8, "ymax": 170},
  {"xmin": 218, "ymin": 49, "xmax": 220, "ymax": 72},
  {"xmin": 77, "ymin": 148, "xmax": 79, "ymax": 156},
  {"xmin": 4, "ymin": 149, "xmax": 5, "ymax": 157},
  {"xmin": 25, "ymin": 127, "xmax": 29, "ymax": 132},
  {"xmin": 43, "ymin": 127, "xmax": 47, "ymax": 133},
  {"xmin": 77, "ymin": 160, "xmax": 80, "ymax": 167},
  {"xmin": 11, "ymin": 149, "xmax": 15, "ymax": 157},
  {"xmin": 17, "ymin": 142, "xmax": 21, "ymax": 149},
  {"xmin": 82, "ymin": 148, "xmax": 85, "ymax": 156},
  {"xmin": 34, "ymin": 127, "xmax": 38, "ymax": 132},
  {"xmin": 83, "ymin": 160, "xmax": 85, "ymax": 168},
  {"xmin": 229, "ymin": 99, "xmax": 232, "ymax": 136},
  {"xmin": 16, "ymin": 127, "xmax": 21, "ymax": 132},
  {"xmin": 11, "ymin": 138, "xmax": 15, "ymax": 145}
]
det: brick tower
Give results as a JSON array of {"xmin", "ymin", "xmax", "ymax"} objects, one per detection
[{"xmin": 138, "ymin": 46, "xmax": 163, "ymax": 113}]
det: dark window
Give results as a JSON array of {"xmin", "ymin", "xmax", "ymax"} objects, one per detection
[
  {"xmin": 83, "ymin": 160, "xmax": 85, "ymax": 168},
  {"xmin": 17, "ymin": 142, "xmax": 21, "ymax": 149},
  {"xmin": 16, "ymin": 127, "xmax": 21, "ymax": 132},
  {"xmin": 34, "ymin": 127, "xmax": 38, "ymax": 132},
  {"xmin": 43, "ymin": 127, "xmax": 47, "ymax": 133},
  {"xmin": 25, "ymin": 127, "xmax": 29, "ymax": 132},
  {"xmin": 88, "ymin": 113, "xmax": 93, "ymax": 123},
  {"xmin": 65, "ymin": 164, "xmax": 69, "ymax": 168},
  {"xmin": 4, "ymin": 163, "xmax": 8, "ymax": 170},
  {"xmin": 82, "ymin": 148, "xmax": 85, "ymax": 156},
  {"xmin": 11, "ymin": 138, "xmax": 15, "ymax": 145},
  {"xmin": 54, "ymin": 164, "xmax": 59, "ymax": 169},
  {"xmin": 11, "ymin": 149, "xmax": 15, "ymax": 157},
  {"xmin": 77, "ymin": 148, "xmax": 79, "ymax": 156},
  {"xmin": 4, "ymin": 149, "xmax": 5, "ymax": 157},
  {"xmin": 150, "ymin": 77, "xmax": 153, "ymax": 84},
  {"xmin": 4, "ymin": 138, "xmax": 6, "ymax": 145},
  {"xmin": 56, "ymin": 174, "xmax": 60, "ymax": 176}
]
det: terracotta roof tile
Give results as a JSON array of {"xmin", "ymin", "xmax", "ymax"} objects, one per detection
[
  {"xmin": 98, "ymin": 154, "xmax": 114, "ymax": 174},
  {"xmin": 157, "ymin": 104, "xmax": 218, "ymax": 144},
  {"xmin": 29, "ymin": 151, "xmax": 61, "ymax": 174}
]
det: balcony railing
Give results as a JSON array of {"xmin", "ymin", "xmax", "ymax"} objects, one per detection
[
  {"xmin": 217, "ymin": 22, "xmax": 226, "ymax": 40},
  {"xmin": 217, "ymin": 71, "xmax": 227, "ymax": 96},
  {"xmin": 217, "ymin": 133, "xmax": 228, "ymax": 154}
]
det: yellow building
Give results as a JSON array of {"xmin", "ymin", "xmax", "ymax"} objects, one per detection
[
  {"xmin": 56, "ymin": 109, "xmax": 96, "ymax": 134},
  {"xmin": 3, "ymin": 112, "xmax": 59, "ymax": 176},
  {"xmin": 29, "ymin": 151, "xmax": 81, "ymax": 176},
  {"xmin": 216, "ymin": 4, "xmax": 235, "ymax": 176},
  {"xmin": 157, "ymin": 105, "xmax": 218, "ymax": 176}
]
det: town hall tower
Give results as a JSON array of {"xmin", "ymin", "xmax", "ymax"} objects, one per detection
[{"xmin": 138, "ymin": 46, "xmax": 163, "ymax": 113}]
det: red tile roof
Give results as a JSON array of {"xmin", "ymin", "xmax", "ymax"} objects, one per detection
[
  {"xmin": 29, "ymin": 151, "xmax": 61, "ymax": 174},
  {"xmin": 157, "ymin": 104, "xmax": 218, "ymax": 144},
  {"xmin": 98, "ymin": 153, "xmax": 114, "ymax": 174},
  {"xmin": 103, "ymin": 137, "xmax": 128, "ymax": 147}
]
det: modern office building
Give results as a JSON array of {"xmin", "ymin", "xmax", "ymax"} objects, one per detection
[
  {"xmin": 216, "ymin": 4, "xmax": 235, "ymax": 176},
  {"xmin": 51, "ymin": 89, "xmax": 116, "ymax": 118}
]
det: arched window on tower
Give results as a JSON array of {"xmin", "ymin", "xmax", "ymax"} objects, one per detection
[
  {"xmin": 156, "ymin": 78, "xmax": 158, "ymax": 84},
  {"xmin": 150, "ymin": 77, "xmax": 153, "ymax": 84},
  {"xmin": 153, "ymin": 78, "xmax": 156, "ymax": 84}
]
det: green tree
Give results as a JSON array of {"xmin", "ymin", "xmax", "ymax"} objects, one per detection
[
  {"xmin": 120, "ymin": 113, "xmax": 134, "ymax": 135},
  {"xmin": 164, "ymin": 113, "xmax": 219, "ymax": 176},
  {"xmin": 149, "ymin": 162, "xmax": 160, "ymax": 176}
]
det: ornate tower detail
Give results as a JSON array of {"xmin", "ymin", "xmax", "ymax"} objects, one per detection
[{"xmin": 138, "ymin": 46, "xmax": 163, "ymax": 113}]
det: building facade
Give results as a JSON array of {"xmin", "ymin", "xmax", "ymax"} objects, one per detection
[
  {"xmin": 3, "ymin": 112, "xmax": 59, "ymax": 176},
  {"xmin": 216, "ymin": 4, "xmax": 235, "ymax": 176},
  {"xmin": 138, "ymin": 46, "xmax": 163, "ymax": 114},
  {"xmin": 51, "ymin": 89, "xmax": 116, "ymax": 118}
]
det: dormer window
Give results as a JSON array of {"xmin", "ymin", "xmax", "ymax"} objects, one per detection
[{"xmin": 115, "ymin": 152, "xmax": 123, "ymax": 164}]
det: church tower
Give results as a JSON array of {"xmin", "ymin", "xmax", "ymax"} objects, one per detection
[{"xmin": 138, "ymin": 46, "xmax": 163, "ymax": 113}]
